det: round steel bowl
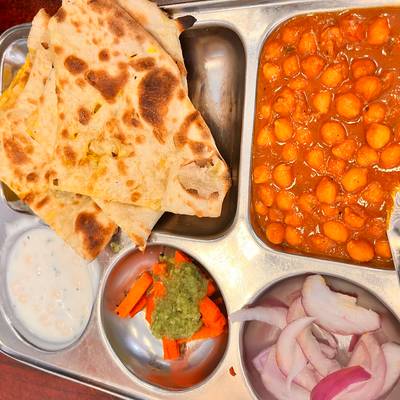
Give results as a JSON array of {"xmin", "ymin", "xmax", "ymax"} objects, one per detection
[
  {"xmin": 240, "ymin": 273, "xmax": 400, "ymax": 400},
  {"xmin": 100, "ymin": 244, "xmax": 228, "ymax": 391}
]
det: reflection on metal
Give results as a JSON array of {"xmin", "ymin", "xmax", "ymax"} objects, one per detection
[{"xmin": 0, "ymin": 1, "xmax": 399, "ymax": 400}]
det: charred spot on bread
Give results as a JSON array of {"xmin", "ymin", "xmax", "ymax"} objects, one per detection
[
  {"xmin": 138, "ymin": 68, "xmax": 178, "ymax": 142},
  {"xmin": 129, "ymin": 57, "xmax": 155, "ymax": 72},
  {"xmin": 4, "ymin": 136, "xmax": 29, "ymax": 164},
  {"xmin": 35, "ymin": 195, "xmax": 50, "ymax": 209},
  {"xmin": 63, "ymin": 145, "xmax": 77, "ymax": 164},
  {"xmin": 26, "ymin": 172, "xmax": 38, "ymax": 182},
  {"xmin": 78, "ymin": 106, "xmax": 91, "ymax": 125},
  {"xmin": 98, "ymin": 49, "xmax": 110, "ymax": 61},
  {"xmin": 64, "ymin": 55, "xmax": 88, "ymax": 75},
  {"xmin": 85, "ymin": 69, "xmax": 128, "ymax": 101},
  {"xmin": 75, "ymin": 211, "xmax": 113, "ymax": 259},
  {"xmin": 174, "ymin": 111, "xmax": 200, "ymax": 148}
]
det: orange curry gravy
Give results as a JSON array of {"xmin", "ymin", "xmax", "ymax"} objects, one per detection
[{"xmin": 252, "ymin": 8, "xmax": 400, "ymax": 268}]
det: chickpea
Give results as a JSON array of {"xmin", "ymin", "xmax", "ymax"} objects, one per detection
[
  {"xmin": 366, "ymin": 123, "xmax": 391, "ymax": 149},
  {"xmin": 257, "ymin": 126, "xmax": 275, "ymax": 146},
  {"xmin": 367, "ymin": 17, "xmax": 390, "ymax": 45},
  {"xmin": 301, "ymin": 55, "xmax": 325, "ymax": 79},
  {"xmin": 380, "ymin": 70, "xmax": 395, "ymax": 91},
  {"xmin": 362, "ymin": 181, "xmax": 385, "ymax": 204},
  {"xmin": 316, "ymin": 177, "xmax": 338, "ymax": 204},
  {"xmin": 327, "ymin": 157, "xmax": 346, "ymax": 176},
  {"xmin": 312, "ymin": 91, "xmax": 331, "ymax": 114},
  {"xmin": 295, "ymin": 127, "xmax": 313, "ymax": 145},
  {"xmin": 306, "ymin": 147, "xmax": 325, "ymax": 171},
  {"xmin": 342, "ymin": 167, "xmax": 368, "ymax": 192},
  {"xmin": 344, "ymin": 206, "xmax": 366, "ymax": 229},
  {"xmin": 309, "ymin": 233, "xmax": 335, "ymax": 252},
  {"xmin": 273, "ymin": 88, "xmax": 295, "ymax": 116},
  {"xmin": 363, "ymin": 102, "xmax": 386, "ymax": 125},
  {"xmin": 347, "ymin": 239, "xmax": 375, "ymax": 262},
  {"xmin": 285, "ymin": 226, "xmax": 302, "ymax": 246},
  {"xmin": 253, "ymin": 165, "xmax": 270, "ymax": 184},
  {"xmin": 320, "ymin": 26, "xmax": 344, "ymax": 58},
  {"xmin": 298, "ymin": 31, "xmax": 317, "ymax": 55},
  {"xmin": 366, "ymin": 218, "xmax": 386, "ymax": 239},
  {"xmin": 321, "ymin": 204, "xmax": 339, "ymax": 218},
  {"xmin": 274, "ymin": 118, "xmax": 293, "ymax": 142},
  {"xmin": 339, "ymin": 15, "xmax": 366, "ymax": 42},
  {"xmin": 273, "ymin": 163, "xmax": 294, "ymax": 189},
  {"xmin": 380, "ymin": 143, "xmax": 400, "ymax": 169},
  {"xmin": 276, "ymin": 190, "xmax": 295, "ymax": 211},
  {"xmin": 283, "ymin": 55, "xmax": 300, "ymax": 77},
  {"xmin": 320, "ymin": 121, "xmax": 346, "ymax": 145},
  {"xmin": 284, "ymin": 210, "xmax": 303, "ymax": 227},
  {"xmin": 266, "ymin": 222, "xmax": 285, "ymax": 244},
  {"xmin": 281, "ymin": 142, "xmax": 299, "ymax": 162},
  {"xmin": 258, "ymin": 185, "xmax": 276, "ymax": 207},
  {"xmin": 351, "ymin": 58, "xmax": 376, "ymax": 79},
  {"xmin": 335, "ymin": 92, "xmax": 362, "ymax": 120},
  {"xmin": 281, "ymin": 26, "xmax": 299, "ymax": 45},
  {"xmin": 321, "ymin": 62, "xmax": 348, "ymax": 88},
  {"xmin": 265, "ymin": 40, "xmax": 283, "ymax": 60},
  {"xmin": 263, "ymin": 62, "xmax": 281, "ymax": 81},
  {"xmin": 288, "ymin": 77, "xmax": 309, "ymax": 91},
  {"xmin": 269, "ymin": 208, "xmax": 284, "ymax": 222},
  {"xmin": 332, "ymin": 139, "xmax": 358, "ymax": 160},
  {"xmin": 354, "ymin": 76, "xmax": 382, "ymax": 101},
  {"xmin": 260, "ymin": 103, "xmax": 272, "ymax": 120},
  {"xmin": 298, "ymin": 193, "xmax": 318, "ymax": 213},
  {"xmin": 356, "ymin": 145, "xmax": 379, "ymax": 167},
  {"xmin": 254, "ymin": 200, "xmax": 268, "ymax": 216},
  {"xmin": 375, "ymin": 240, "xmax": 392, "ymax": 259},
  {"xmin": 293, "ymin": 96, "xmax": 311, "ymax": 124},
  {"xmin": 323, "ymin": 221, "xmax": 349, "ymax": 243}
]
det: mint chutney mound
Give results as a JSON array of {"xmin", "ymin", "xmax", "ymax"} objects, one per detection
[{"xmin": 151, "ymin": 259, "xmax": 208, "ymax": 340}]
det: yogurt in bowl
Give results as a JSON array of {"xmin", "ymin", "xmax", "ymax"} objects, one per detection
[{"xmin": 6, "ymin": 227, "xmax": 99, "ymax": 351}]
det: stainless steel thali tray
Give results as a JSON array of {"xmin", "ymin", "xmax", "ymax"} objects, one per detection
[{"xmin": 1, "ymin": 0, "xmax": 400, "ymax": 399}]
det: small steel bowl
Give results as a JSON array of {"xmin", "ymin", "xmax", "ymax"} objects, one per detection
[
  {"xmin": 239, "ymin": 273, "xmax": 400, "ymax": 400},
  {"xmin": 100, "ymin": 244, "xmax": 228, "ymax": 391}
]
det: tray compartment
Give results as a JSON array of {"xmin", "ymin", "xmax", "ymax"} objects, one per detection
[
  {"xmin": 239, "ymin": 273, "xmax": 400, "ymax": 400},
  {"xmin": 156, "ymin": 24, "xmax": 245, "ymax": 239},
  {"xmin": 100, "ymin": 244, "xmax": 228, "ymax": 391},
  {"xmin": 249, "ymin": 6, "xmax": 398, "ymax": 269}
]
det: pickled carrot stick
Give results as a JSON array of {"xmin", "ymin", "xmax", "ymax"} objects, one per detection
[
  {"xmin": 163, "ymin": 337, "xmax": 180, "ymax": 360},
  {"xmin": 129, "ymin": 296, "xmax": 147, "ymax": 318},
  {"xmin": 115, "ymin": 271, "xmax": 153, "ymax": 318}
]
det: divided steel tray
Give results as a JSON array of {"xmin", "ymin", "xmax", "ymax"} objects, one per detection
[{"xmin": 0, "ymin": 0, "xmax": 399, "ymax": 399}]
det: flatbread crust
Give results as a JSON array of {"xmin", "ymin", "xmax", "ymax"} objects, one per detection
[
  {"xmin": 0, "ymin": 10, "xmax": 116, "ymax": 260},
  {"xmin": 49, "ymin": 0, "xmax": 231, "ymax": 217}
]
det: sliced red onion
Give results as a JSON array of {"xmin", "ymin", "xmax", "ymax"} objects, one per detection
[
  {"xmin": 253, "ymin": 348, "xmax": 269, "ymax": 373},
  {"xmin": 312, "ymin": 325, "xmax": 338, "ymax": 349},
  {"xmin": 302, "ymin": 275, "xmax": 380, "ymax": 335},
  {"xmin": 253, "ymin": 346, "xmax": 310, "ymax": 400},
  {"xmin": 230, "ymin": 306, "xmax": 287, "ymax": 329},
  {"xmin": 348, "ymin": 335, "xmax": 361, "ymax": 352},
  {"xmin": 287, "ymin": 298, "xmax": 340, "ymax": 377},
  {"xmin": 320, "ymin": 343, "xmax": 337, "ymax": 359},
  {"xmin": 287, "ymin": 296, "xmax": 306, "ymax": 323},
  {"xmin": 376, "ymin": 342, "xmax": 400, "ymax": 398},
  {"xmin": 348, "ymin": 341, "xmax": 370, "ymax": 369},
  {"xmin": 311, "ymin": 366, "xmax": 371, "ymax": 400},
  {"xmin": 276, "ymin": 316, "xmax": 319, "ymax": 391},
  {"xmin": 336, "ymin": 334, "xmax": 386, "ymax": 400}
]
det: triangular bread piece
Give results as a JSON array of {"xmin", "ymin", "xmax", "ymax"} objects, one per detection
[{"xmin": 49, "ymin": 0, "xmax": 230, "ymax": 217}]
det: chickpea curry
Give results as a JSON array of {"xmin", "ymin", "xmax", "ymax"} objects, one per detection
[{"xmin": 252, "ymin": 8, "xmax": 400, "ymax": 268}]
